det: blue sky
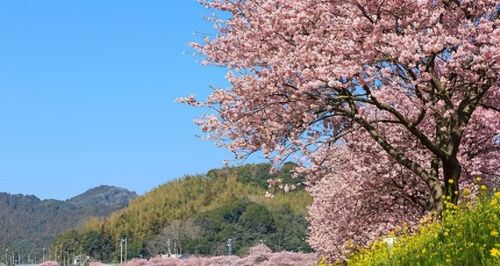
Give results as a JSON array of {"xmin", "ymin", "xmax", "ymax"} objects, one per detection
[{"xmin": 0, "ymin": 0, "xmax": 258, "ymax": 199}]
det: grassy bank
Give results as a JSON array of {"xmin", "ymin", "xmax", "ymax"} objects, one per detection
[
  {"xmin": 321, "ymin": 190, "xmax": 500, "ymax": 266},
  {"xmin": 350, "ymin": 191, "xmax": 500, "ymax": 265}
]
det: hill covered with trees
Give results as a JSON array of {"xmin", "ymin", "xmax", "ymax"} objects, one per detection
[
  {"xmin": 0, "ymin": 186, "xmax": 137, "ymax": 263},
  {"xmin": 51, "ymin": 163, "xmax": 312, "ymax": 264}
]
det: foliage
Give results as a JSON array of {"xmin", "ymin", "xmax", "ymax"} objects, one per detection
[
  {"xmin": 184, "ymin": 198, "xmax": 311, "ymax": 255},
  {"xmin": 181, "ymin": 0, "xmax": 499, "ymax": 259},
  {"xmin": 227, "ymin": 162, "xmax": 303, "ymax": 190},
  {"xmin": 52, "ymin": 163, "xmax": 312, "ymax": 263},
  {"xmin": 333, "ymin": 192, "xmax": 500, "ymax": 266}
]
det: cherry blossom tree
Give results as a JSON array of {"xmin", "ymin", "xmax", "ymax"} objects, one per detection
[
  {"xmin": 181, "ymin": 0, "xmax": 499, "ymax": 258},
  {"xmin": 116, "ymin": 244, "xmax": 316, "ymax": 266}
]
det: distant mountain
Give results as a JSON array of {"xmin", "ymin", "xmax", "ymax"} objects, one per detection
[
  {"xmin": 67, "ymin": 185, "xmax": 138, "ymax": 217},
  {"xmin": 0, "ymin": 185, "xmax": 136, "ymax": 261}
]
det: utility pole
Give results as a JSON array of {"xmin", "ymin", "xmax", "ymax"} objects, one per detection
[
  {"xmin": 125, "ymin": 237, "xmax": 128, "ymax": 261},
  {"xmin": 120, "ymin": 239, "xmax": 123, "ymax": 264},
  {"xmin": 167, "ymin": 239, "xmax": 171, "ymax": 256},
  {"xmin": 227, "ymin": 239, "xmax": 233, "ymax": 256},
  {"xmin": 120, "ymin": 238, "xmax": 127, "ymax": 263}
]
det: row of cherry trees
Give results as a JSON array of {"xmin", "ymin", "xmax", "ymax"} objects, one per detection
[
  {"xmin": 40, "ymin": 245, "xmax": 317, "ymax": 266},
  {"xmin": 107, "ymin": 244, "xmax": 315, "ymax": 266},
  {"xmin": 181, "ymin": 0, "xmax": 499, "ymax": 259}
]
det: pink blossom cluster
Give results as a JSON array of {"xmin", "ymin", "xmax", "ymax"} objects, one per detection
[
  {"xmin": 304, "ymin": 145, "xmax": 428, "ymax": 259},
  {"xmin": 39, "ymin": 261, "xmax": 59, "ymax": 266},
  {"xmin": 107, "ymin": 244, "xmax": 316, "ymax": 266},
  {"xmin": 183, "ymin": 0, "xmax": 499, "ymax": 260}
]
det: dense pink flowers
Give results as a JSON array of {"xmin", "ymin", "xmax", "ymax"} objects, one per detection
[
  {"xmin": 183, "ymin": 0, "xmax": 499, "ymax": 259},
  {"xmin": 114, "ymin": 245, "xmax": 316, "ymax": 266},
  {"xmin": 39, "ymin": 261, "xmax": 59, "ymax": 266}
]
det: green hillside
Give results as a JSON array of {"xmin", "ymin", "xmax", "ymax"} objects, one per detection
[
  {"xmin": 51, "ymin": 163, "xmax": 312, "ymax": 263},
  {"xmin": 0, "ymin": 186, "xmax": 136, "ymax": 263}
]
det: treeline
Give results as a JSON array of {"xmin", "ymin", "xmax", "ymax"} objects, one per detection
[{"xmin": 51, "ymin": 163, "xmax": 312, "ymax": 263}]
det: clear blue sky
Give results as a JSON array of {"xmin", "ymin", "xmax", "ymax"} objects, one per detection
[{"xmin": 0, "ymin": 0, "xmax": 257, "ymax": 199}]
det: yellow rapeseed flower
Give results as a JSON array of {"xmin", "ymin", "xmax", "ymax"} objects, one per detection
[
  {"xmin": 448, "ymin": 179, "xmax": 454, "ymax": 184},
  {"xmin": 490, "ymin": 248, "xmax": 500, "ymax": 258},
  {"xmin": 491, "ymin": 230, "xmax": 499, "ymax": 237},
  {"xmin": 495, "ymin": 191, "xmax": 500, "ymax": 199},
  {"xmin": 480, "ymin": 185, "xmax": 487, "ymax": 191}
]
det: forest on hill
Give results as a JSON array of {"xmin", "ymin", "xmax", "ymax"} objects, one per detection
[
  {"xmin": 51, "ymin": 163, "xmax": 312, "ymax": 264},
  {"xmin": 0, "ymin": 186, "xmax": 136, "ymax": 263}
]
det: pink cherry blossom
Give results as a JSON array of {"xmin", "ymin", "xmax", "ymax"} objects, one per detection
[
  {"xmin": 116, "ymin": 244, "xmax": 316, "ymax": 266},
  {"xmin": 183, "ymin": 0, "xmax": 499, "ymax": 259},
  {"xmin": 39, "ymin": 261, "xmax": 59, "ymax": 266}
]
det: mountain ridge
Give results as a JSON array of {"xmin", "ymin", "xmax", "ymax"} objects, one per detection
[{"xmin": 0, "ymin": 185, "xmax": 137, "ymax": 260}]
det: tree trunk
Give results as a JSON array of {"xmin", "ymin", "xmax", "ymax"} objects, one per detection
[
  {"xmin": 442, "ymin": 158, "xmax": 461, "ymax": 205},
  {"xmin": 429, "ymin": 180, "xmax": 444, "ymax": 213}
]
